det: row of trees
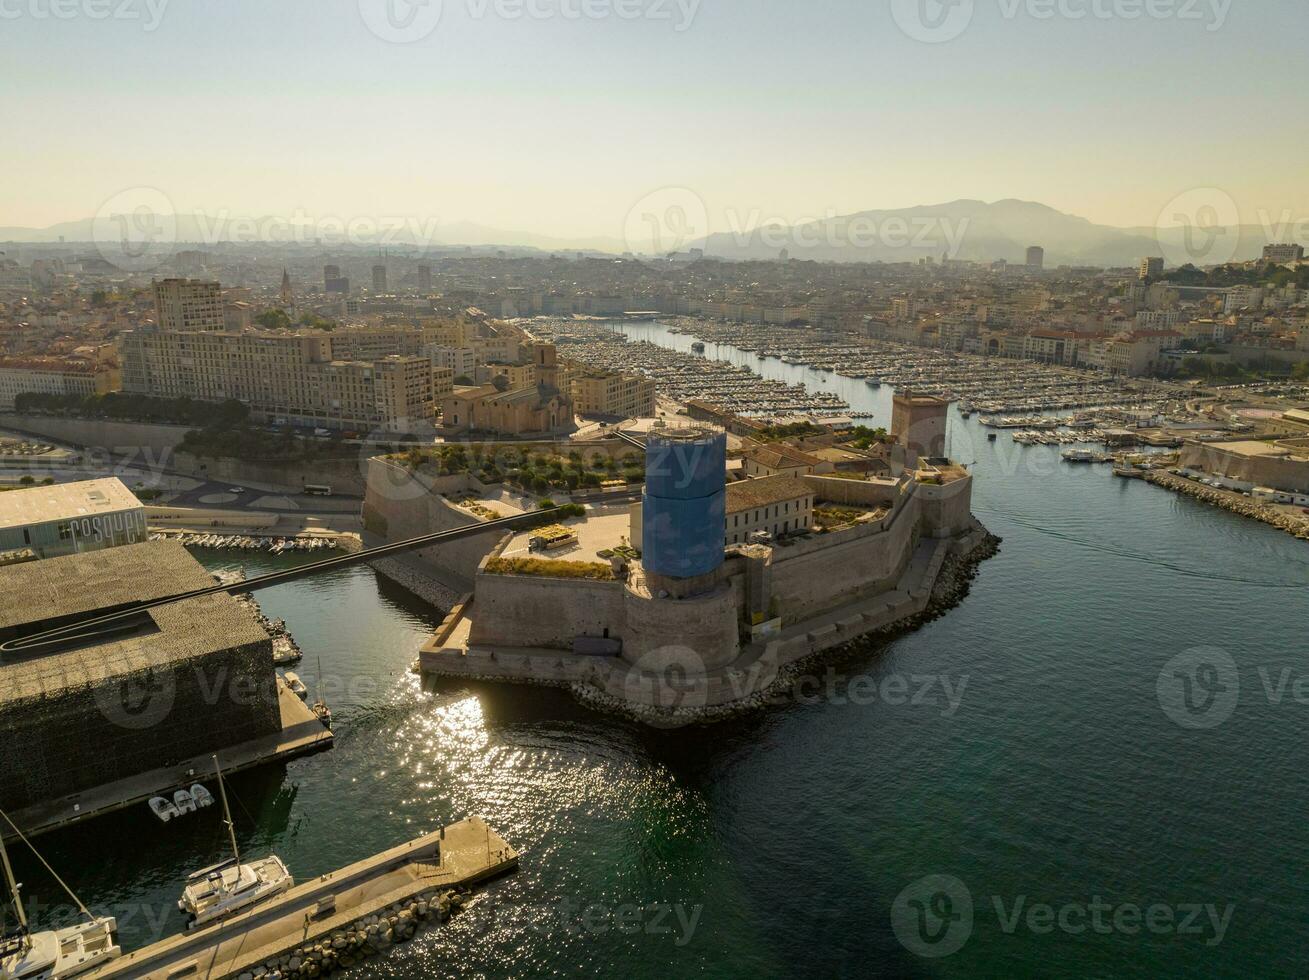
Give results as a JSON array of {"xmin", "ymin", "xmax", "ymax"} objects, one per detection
[{"xmin": 13, "ymin": 391, "xmax": 250, "ymax": 427}]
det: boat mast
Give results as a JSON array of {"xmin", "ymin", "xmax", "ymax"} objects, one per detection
[
  {"xmin": 0, "ymin": 827, "xmax": 29, "ymax": 941},
  {"xmin": 213, "ymin": 756, "xmax": 240, "ymax": 866}
]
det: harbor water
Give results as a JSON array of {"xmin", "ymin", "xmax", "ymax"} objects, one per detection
[{"xmin": 8, "ymin": 321, "xmax": 1309, "ymax": 977}]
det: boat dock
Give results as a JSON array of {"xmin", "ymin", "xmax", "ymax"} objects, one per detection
[{"xmin": 81, "ymin": 817, "xmax": 518, "ymax": 980}]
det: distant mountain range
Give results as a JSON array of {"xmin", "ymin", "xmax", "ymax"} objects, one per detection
[
  {"xmin": 0, "ymin": 199, "xmax": 1285, "ymax": 268},
  {"xmin": 693, "ymin": 199, "xmax": 1281, "ymax": 268}
]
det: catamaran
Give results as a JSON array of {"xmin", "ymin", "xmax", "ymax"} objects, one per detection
[
  {"xmin": 0, "ymin": 811, "xmax": 120, "ymax": 979},
  {"xmin": 177, "ymin": 757, "xmax": 293, "ymax": 930}
]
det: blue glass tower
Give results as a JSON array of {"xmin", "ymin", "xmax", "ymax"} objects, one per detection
[{"xmin": 641, "ymin": 428, "xmax": 727, "ymax": 579}]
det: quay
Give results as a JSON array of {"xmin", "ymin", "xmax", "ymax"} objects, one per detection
[{"xmin": 81, "ymin": 816, "xmax": 518, "ymax": 980}]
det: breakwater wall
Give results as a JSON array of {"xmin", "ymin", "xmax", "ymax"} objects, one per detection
[{"xmin": 1144, "ymin": 470, "xmax": 1309, "ymax": 541}]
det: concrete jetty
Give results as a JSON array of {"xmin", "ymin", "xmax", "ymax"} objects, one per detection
[{"xmin": 81, "ymin": 816, "xmax": 518, "ymax": 980}]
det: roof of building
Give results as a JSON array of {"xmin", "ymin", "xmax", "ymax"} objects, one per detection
[
  {"xmin": 726, "ymin": 475, "xmax": 814, "ymax": 513},
  {"xmin": 0, "ymin": 540, "xmax": 214, "ymax": 632},
  {"xmin": 0, "ymin": 478, "xmax": 142, "ymax": 533},
  {"xmin": 745, "ymin": 443, "xmax": 822, "ymax": 470},
  {"xmin": 0, "ymin": 542, "xmax": 268, "ymax": 706}
]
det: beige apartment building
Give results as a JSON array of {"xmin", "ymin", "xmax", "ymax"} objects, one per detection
[
  {"xmin": 153, "ymin": 278, "xmax": 224, "ymax": 331},
  {"xmin": 571, "ymin": 371, "xmax": 656, "ymax": 419},
  {"xmin": 477, "ymin": 361, "xmax": 537, "ymax": 389},
  {"xmin": 0, "ymin": 358, "xmax": 119, "ymax": 410},
  {"xmin": 119, "ymin": 329, "xmax": 437, "ymax": 431}
]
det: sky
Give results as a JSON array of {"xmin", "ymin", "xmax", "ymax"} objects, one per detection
[{"xmin": 3, "ymin": 0, "xmax": 1306, "ymax": 246}]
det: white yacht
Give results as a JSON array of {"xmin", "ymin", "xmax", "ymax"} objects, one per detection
[
  {"xmin": 178, "ymin": 758, "xmax": 294, "ymax": 930},
  {"xmin": 1, "ymin": 817, "xmax": 120, "ymax": 979},
  {"xmin": 178, "ymin": 855, "xmax": 293, "ymax": 930}
]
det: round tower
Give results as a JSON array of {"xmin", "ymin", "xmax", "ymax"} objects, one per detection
[{"xmin": 640, "ymin": 426, "xmax": 726, "ymax": 580}]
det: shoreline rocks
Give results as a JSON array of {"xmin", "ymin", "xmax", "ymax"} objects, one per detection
[
  {"xmin": 235, "ymin": 887, "xmax": 469, "ymax": 980},
  {"xmin": 1144, "ymin": 471, "xmax": 1309, "ymax": 542}
]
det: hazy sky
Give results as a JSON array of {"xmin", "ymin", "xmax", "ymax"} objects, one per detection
[{"xmin": 4, "ymin": 0, "xmax": 1306, "ymax": 241}]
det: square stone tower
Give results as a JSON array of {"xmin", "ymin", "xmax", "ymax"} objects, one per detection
[{"xmin": 892, "ymin": 391, "xmax": 949, "ymax": 463}]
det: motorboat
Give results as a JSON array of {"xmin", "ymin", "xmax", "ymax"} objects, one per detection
[
  {"xmin": 1, "ymin": 812, "xmax": 121, "ymax": 978},
  {"xmin": 149, "ymin": 796, "xmax": 180, "ymax": 823},
  {"xmin": 173, "ymin": 790, "xmax": 198, "ymax": 816},
  {"xmin": 190, "ymin": 784, "xmax": 215, "ymax": 809},
  {"xmin": 281, "ymin": 672, "xmax": 308, "ymax": 700},
  {"xmin": 178, "ymin": 758, "xmax": 294, "ymax": 930}
]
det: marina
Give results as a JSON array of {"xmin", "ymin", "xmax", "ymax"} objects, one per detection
[
  {"xmin": 528, "ymin": 317, "xmax": 1193, "ymax": 426},
  {"xmin": 149, "ymin": 532, "xmax": 342, "ymax": 554}
]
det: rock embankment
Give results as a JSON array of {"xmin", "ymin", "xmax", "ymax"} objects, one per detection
[
  {"xmin": 233, "ymin": 887, "xmax": 469, "ymax": 980},
  {"xmin": 1144, "ymin": 471, "xmax": 1309, "ymax": 542}
]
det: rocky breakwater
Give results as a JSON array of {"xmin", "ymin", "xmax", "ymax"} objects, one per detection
[
  {"xmin": 1145, "ymin": 471, "xmax": 1309, "ymax": 542},
  {"xmin": 234, "ymin": 887, "xmax": 470, "ymax": 980}
]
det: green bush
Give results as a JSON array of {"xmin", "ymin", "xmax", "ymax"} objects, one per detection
[{"xmin": 485, "ymin": 557, "xmax": 614, "ymax": 580}]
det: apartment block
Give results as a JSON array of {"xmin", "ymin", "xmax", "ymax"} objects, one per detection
[
  {"xmin": 153, "ymin": 278, "xmax": 224, "ymax": 331},
  {"xmin": 0, "ymin": 358, "xmax": 119, "ymax": 410},
  {"xmin": 119, "ymin": 329, "xmax": 437, "ymax": 431},
  {"xmin": 571, "ymin": 371, "xmax": 656, "ymax": 419}
]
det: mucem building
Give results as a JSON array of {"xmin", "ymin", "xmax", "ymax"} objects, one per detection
[{"xmin": 0, "ymin": 541, "xmax": 283, "ymax": 814}]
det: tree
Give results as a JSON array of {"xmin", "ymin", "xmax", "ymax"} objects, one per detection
[{"xmin": 255, "ymin": 308, "xmax": 293, "ymax": 331}]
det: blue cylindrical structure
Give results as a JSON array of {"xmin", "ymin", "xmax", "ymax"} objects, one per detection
[{"xmin": 642, "ymin": 428, "xmax": 727, "ymax": 579}]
